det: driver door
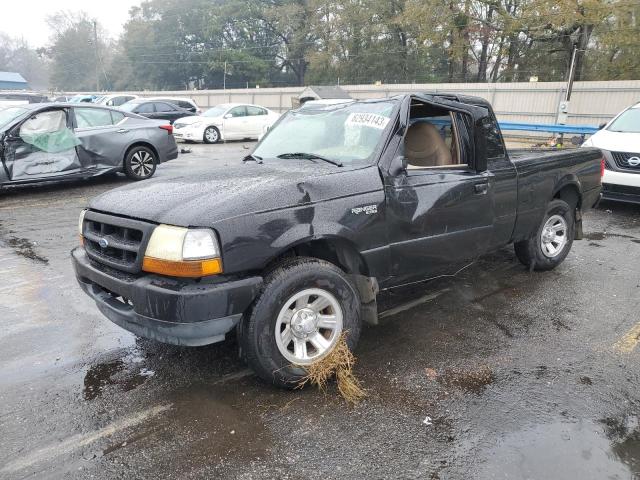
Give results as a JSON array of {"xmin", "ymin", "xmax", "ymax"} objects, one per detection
[
  {"xmin": 2, "ymin": 108, "xmax": 83, "ymax": 181},
  {"xmin": 385, "ymin": 97, "xmax": 495, "ymax": 285}
]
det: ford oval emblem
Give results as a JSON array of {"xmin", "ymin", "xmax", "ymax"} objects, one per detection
[
  {"xmin": 628, "ymin": 156, "xmax": 640, "ymax": 167},
  {"xmin": 98, "ymin": 237, "xmax": 109, "ymax": 248}
]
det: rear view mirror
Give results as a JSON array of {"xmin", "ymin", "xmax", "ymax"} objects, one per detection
[
  {"xmin": 224, "ymin": 113, "xmax": 232, "ymax": 119},
  {"xmin": 598, "ymin": 122, "xmax": 607, "ymax": 130}
]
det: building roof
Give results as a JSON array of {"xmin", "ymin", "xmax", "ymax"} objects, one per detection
[
  {"xmin": 299, "ymin": 86, "xmax": 351, "ymax": 101},
  {"xmin": 0, "ymin": 71, "xmax": 27, "ymax": 83}
]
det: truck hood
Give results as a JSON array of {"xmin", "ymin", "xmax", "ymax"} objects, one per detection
[
  {"xmin": 88, "ymin": 161, "xmax": 381, "ymax": 227},
  {"xmin": 584, "ymin": 129, "xmax": 640, "ymax": 153}
]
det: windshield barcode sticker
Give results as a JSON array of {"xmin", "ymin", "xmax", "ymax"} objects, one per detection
[{"xmin": 345, "ymin": 113, "xmax": 390, "ymax": 130}]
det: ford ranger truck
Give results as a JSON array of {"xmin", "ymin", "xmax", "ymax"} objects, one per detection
[{"xmin": 72, "ymin": 93, "xmax": 603, "ymax": 388}]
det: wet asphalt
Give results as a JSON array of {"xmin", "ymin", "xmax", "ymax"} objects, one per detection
[{"xmin": 0, "ymin": 142, "xmax": 639, "ymax": 480}]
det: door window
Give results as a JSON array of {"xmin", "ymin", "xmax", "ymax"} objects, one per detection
[
  {"xmin": 75, "ymin": 108, "xmax": 114, "ymax": 128},
  {"xmin": 154, "ymin": 102, "xmax": 175, "ymax": 112},
  {"xmin": 135, "ymin": 103, "xmax": 155, "ymax": 114},
  {"xmin": 110, "ymin": 111, "xmax": 126, "ymax": 124},
  {"xmin": 404, "ymin": 102, "xmax": 467, "ymax": 170},
  {"xmin": 19, "ymin": 109, "xmax": 81, "ymax": 153},
  {"xmin": 247, "ymin": 106, "xmax": 267, "ymax": 116},
  {"xmin": 228, "ymin": 106, "xmax": 247, "ymax": 118},
  {"xmin": 481, "ymin": 114, "xmax": 506, "ymax": 160}
]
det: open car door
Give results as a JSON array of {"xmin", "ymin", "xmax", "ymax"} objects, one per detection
[
  {"xmin": 383, "ymin": 94, "xmax": 496, "ymax": 285},
  {"xmin": 1, "ymin": 108, "xmax": 83, "ymax": 182}
]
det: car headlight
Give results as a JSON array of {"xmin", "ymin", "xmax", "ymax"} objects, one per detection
[
  {"xmin": 78, "ymin": 209, "xmax": 87, "ymax": 241},
  {"xmin": 142, "ymin": 225, "xmax": 223, "ymax": 277}
]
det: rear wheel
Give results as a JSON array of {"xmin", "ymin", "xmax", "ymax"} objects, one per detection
[
  {"xmin": 239, "ymin": 257, "xmax": 362, "ymax": 388},
  {"xmin": 124, "ymin": 146, "xmax": 157, "ymax": 180},
  {"xmin": 203, "ymin": 126, "xmax": 220, "ymax": 144},
  {"xmin": 514, "ymin": 199, "xmax": 575, "ymax": 271}
]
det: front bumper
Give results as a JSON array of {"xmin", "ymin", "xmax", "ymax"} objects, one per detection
[
  {"xmin": 602, "ymin": 183, "xmax": 640, "ymax": 205},
  {"xmin": 72, "ymin": 247, "xmax": 262, "ymax": 346}
]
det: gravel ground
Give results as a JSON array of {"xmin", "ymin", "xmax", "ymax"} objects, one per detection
[{"xmin": 0, "ymin": 142, "xmax": 638, "ymax": 479}]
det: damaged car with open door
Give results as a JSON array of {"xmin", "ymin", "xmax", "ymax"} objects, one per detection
[
  {"xmin": 0, "ymin": 103, "xmax": 178, "ymax": 189},
  {"xmin": 72, "ymin": 93, "xmax": 603, "ymax": 388}
]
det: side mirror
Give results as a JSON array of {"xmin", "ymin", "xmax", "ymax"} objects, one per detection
[
  {"xmin": 224, "ymin": 113, "xmax": 232, "ymax": 119},
  {"xmin": 598, "ymin": 122, "xmax": 607, "ymax": 130},
  {"xmin": 389, "ymin": 154, "xmax": 407, "ymax": 176}
]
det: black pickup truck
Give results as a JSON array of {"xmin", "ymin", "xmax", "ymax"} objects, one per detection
[{"xmin": 72, "ymin": 93, "xmax": 603, "ymax": 387}]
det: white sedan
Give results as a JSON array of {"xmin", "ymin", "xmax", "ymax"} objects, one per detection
[
  {"xmin": 172, "ymin": 103, "xmax": 280, "ymax": 144},
  {"xmin": 582, "ymin": 101, "xmax": 640, "ymax": 204}
]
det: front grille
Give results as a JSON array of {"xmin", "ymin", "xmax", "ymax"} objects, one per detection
[
  {"xmin": 82, "ymin": 211, "xmax": 155, "ymax": 274},
  {"xmin": 611, "ymin": 151, "xmax": 640, "ymax": 172}
]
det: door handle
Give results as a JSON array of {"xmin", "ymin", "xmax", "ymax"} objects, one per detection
[
  {"xmin": 474, "ymin": 182, "xmax": 489, "ymax": 194},
  {"xmin": 116, "ymin": 129, "xmax": 129, "ymax": 134}
]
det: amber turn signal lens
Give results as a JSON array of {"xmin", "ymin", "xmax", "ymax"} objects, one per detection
[{"xmin": 142, "ymin": 257, "xmax": 223, "ymax": 277}]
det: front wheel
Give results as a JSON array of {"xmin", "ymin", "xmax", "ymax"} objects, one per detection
[
  {"xmin": 124, "ymin": 146, "xmax": 157, "ymax": 181},
  {"xmin": 514, "ymin": 199, "xmax": 575, "ymax": 271},
  {"xmin": 239, "ymin": 257, "xmax": 362, "ymax": 388},
  {"xmin": 203, "ymin": 126, "xmax": 220, "ymax": 144}
]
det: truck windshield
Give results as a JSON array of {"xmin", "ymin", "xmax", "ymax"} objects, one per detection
[
  {"xmin": 608, "ymin": 107, "xmax": 640, "ymax": 133},
  {"xmin": 253, "ymin": 100, "xmax": 396, "ymax": 165}
]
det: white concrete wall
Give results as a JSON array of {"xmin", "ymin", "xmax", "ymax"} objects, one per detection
[{"xmin": 74, "ymin": 80, "xmax": 640, "ymax": 126}]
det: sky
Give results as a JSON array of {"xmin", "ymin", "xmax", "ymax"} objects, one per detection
[{"xmin": 2, "ymin": 0, "xmax": 139, "ymax": 47}]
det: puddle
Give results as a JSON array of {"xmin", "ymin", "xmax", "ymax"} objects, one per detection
[
  {"xmin": 3, "ymin": 236, "xmax": 48, "ymax": 264},
  {"xmin": 438, "ymin": 365, "xmax": 494, "ymax": 394},
  {"xmin": 475, "ymin": 419, "xmax": 639, "ymax": 479},
  {"xmin": 101, "ymin": 383, "xmax": 272, "ymax": 463},
  {"xmin": 84, "ymin": 358, "xmax": 154, "ymax": 400}
]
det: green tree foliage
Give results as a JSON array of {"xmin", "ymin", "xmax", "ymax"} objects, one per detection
[{"xmin": 39, "ymin": 0, "xmax": 640, "ymax": 90}]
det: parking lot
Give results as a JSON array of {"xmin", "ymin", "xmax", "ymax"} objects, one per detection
[{"xmin": 0, "ymin": 142, "xmax": 639, "ymax": 479}]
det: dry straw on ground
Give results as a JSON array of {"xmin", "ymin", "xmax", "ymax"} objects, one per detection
[{"xmin": 298, "ymin": 332, "xmax": 366, "ymax": 404}]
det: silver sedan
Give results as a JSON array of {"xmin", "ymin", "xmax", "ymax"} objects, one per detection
[{"xmin": 0, "ymin": 103, "xmax": 178, "ymax": 186}]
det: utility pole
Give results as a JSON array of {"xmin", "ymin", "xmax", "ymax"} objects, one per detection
[
  {"xmin": 93, "ymin": 20, "xmax": 100, "ymax": 92},
  {"xmin": 565, "ymin": 46, "xmax": 578, "ymax": 102},
  {"xmin": 223, "ymin": 61, "xmax": 227, "ymax": 90},
  {"xmin": 556, "ymin": 46, "xmax": 579, "ymax": 126}
]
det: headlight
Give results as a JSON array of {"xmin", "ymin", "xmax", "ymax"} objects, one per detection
[
  {"xmin": 143, "ymin": 225, "xmax": 222, "ymax": 277},
  {"xmin": 78, "ymin": 209, "xmax": 87, "ymax": 242}
]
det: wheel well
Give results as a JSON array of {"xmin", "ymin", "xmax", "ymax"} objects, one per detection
[
  {"xmin": 554, "ymin": 184, "xmax": 581, "ymax": 209},
  {"xmin": 123, "ymin": 142, "xmax": 159, "ymax": 166},
  {"xmin": 271, "ymin": 238, "xmax": 370, "ymax": 276}
]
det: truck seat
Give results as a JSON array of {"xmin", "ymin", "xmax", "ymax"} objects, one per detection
[{"xmin": 404, "ymin": 122, "xmax": 452, "ymax": 167}]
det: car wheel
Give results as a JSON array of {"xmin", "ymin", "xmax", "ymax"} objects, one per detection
[
  {"xmin": 514, "ymin": 199, "xmax": 575, "ymax": 271},
  {"xmin": 124, "ymin": 146, "xmax": 157, "ymax": 181},
  {"xmin": 203, "ymin": 126, "xmax": 220, "ymax": 144},
  {"xmin": 239, "ymin": 257, "xmax": 362, "ymax": 388}
]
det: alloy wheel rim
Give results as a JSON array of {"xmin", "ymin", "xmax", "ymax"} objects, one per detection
[
  {"xmin": 206, "ymin": 128, "xmax": 218, "ymax": 142},
  {"xmin": 131, "ymin": 150, "xmax": 154, "ymax": 177},
  {"xmin": 540, "ymin": 214, "xmax": 568, "ymax": 258},
  {"xmin": 275, "ymin": 288, "xmax": 343, "ymax": 365}
]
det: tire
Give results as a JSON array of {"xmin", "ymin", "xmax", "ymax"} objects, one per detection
[
  {"xmin": 514, "ymin": 199, "xmax": 575, "ymax": 271},
  {"xmin": 124, "ymin": 146, "xmax": 157, "ymax": 181},
  {"xmin": 203, "ymin": 126, "xmax": 220, "ymax": 144},
  {"xmin": 239, "ymin": 257, "xmax": 362, "ymax": 389}
]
